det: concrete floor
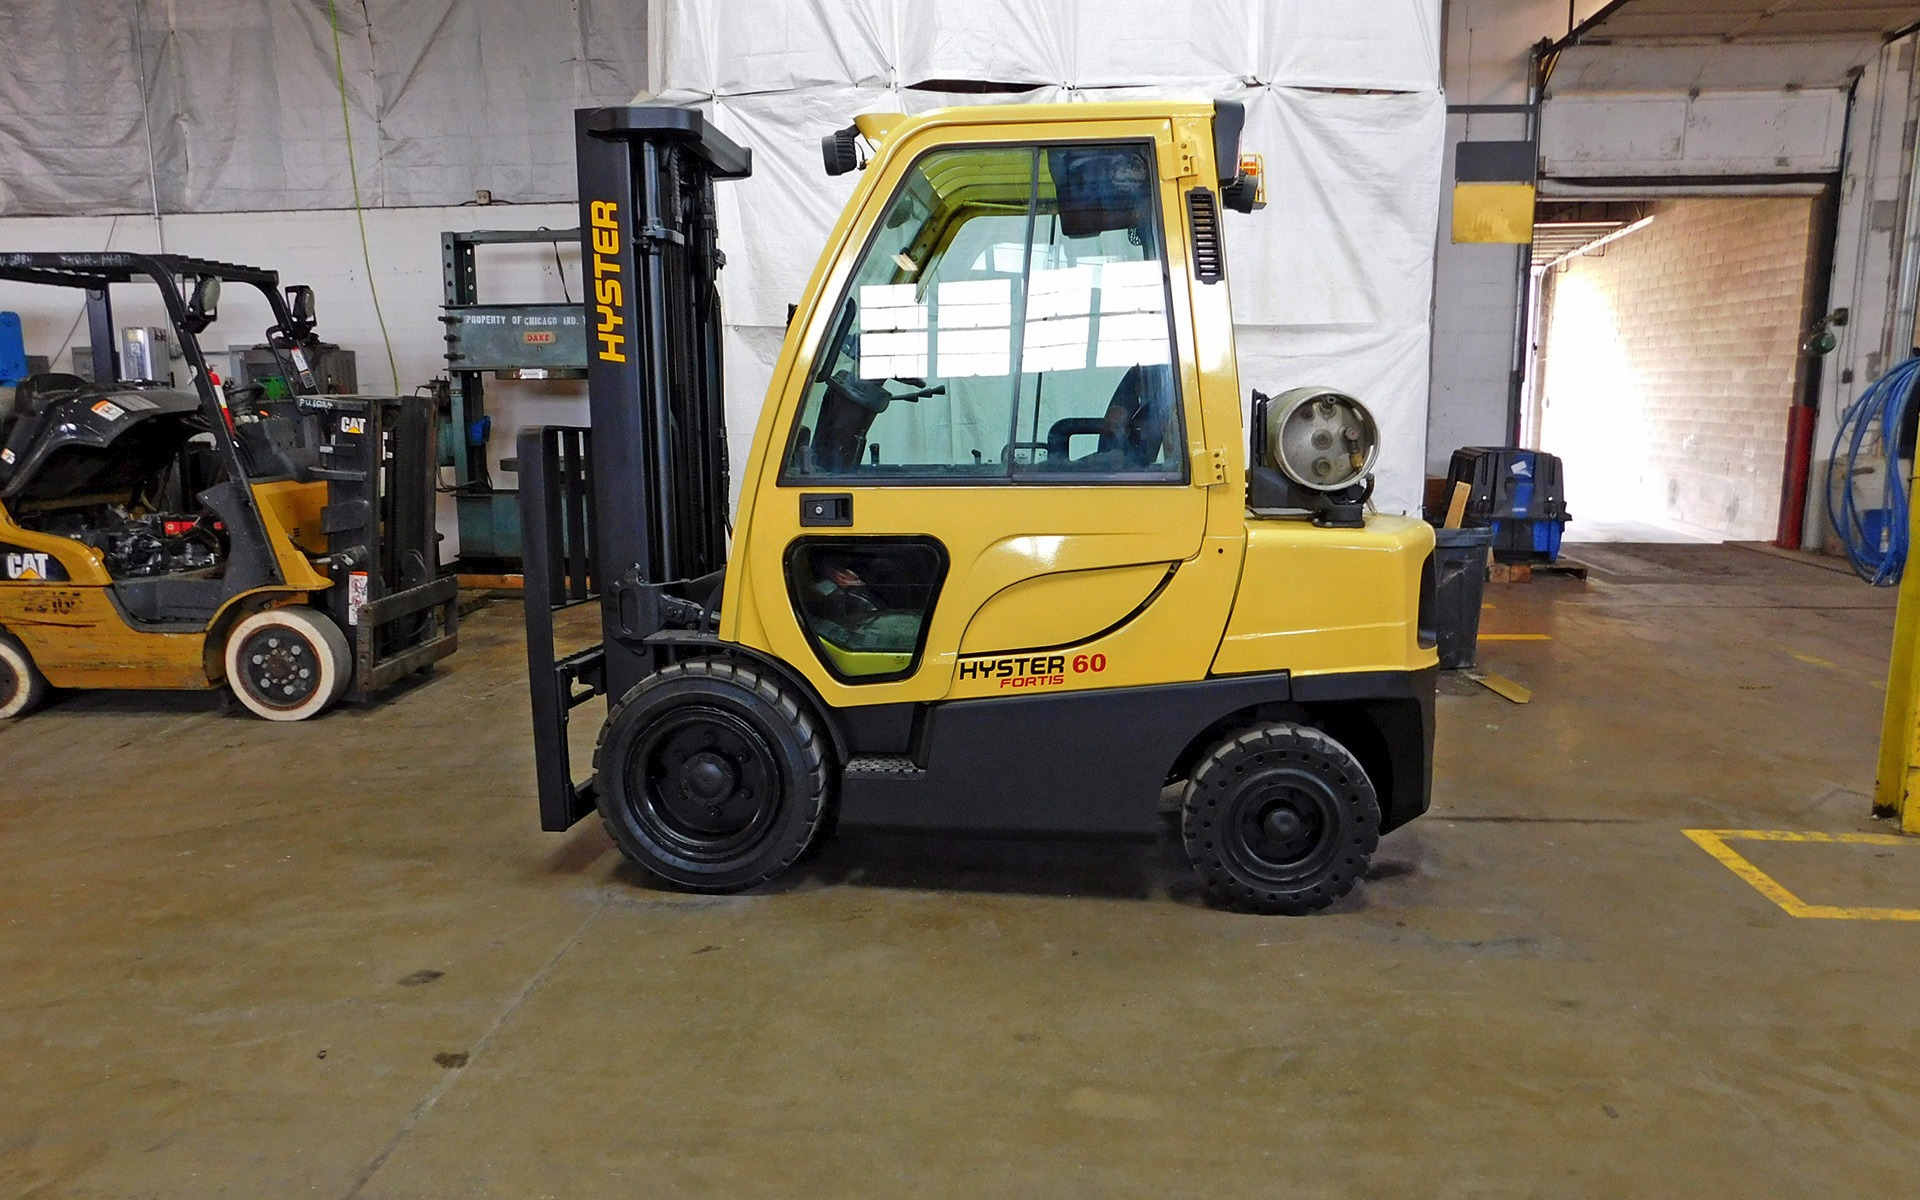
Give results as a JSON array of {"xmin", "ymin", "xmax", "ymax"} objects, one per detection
[{"xmin": 2, "ymin": 543, "xmax": 1915, "ymax": 1198}]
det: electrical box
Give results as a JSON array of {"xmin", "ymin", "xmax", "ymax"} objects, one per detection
[
  {"xmin": 120, "ymin": 326, "xmax": 171, "ymax": 383},
  {"xmin": 227, "ymin": 342, "xmax": 358, "ymax": 397}
]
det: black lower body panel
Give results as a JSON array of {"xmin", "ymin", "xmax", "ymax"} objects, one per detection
[
  {"xmin": 835, "ymin": 667, "xmax": 1437, "ymax": 839},
  {"xmin": 1293, "ymin": 666, "xmax": 1437, "ymax": 834}
]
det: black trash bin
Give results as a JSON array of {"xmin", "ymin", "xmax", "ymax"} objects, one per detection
[{"xmin": 1432, "ymin": 525, "xmax": 1494, "ymax": 670}]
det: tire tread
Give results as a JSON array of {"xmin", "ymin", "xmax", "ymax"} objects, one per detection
[
  {"xmin": 1180, "ymin": 721, "xmax": 1380, "ymax": 916},
  {"xmin": 593, "ymin": 657, "xmax": 829, "ymax": 893}
]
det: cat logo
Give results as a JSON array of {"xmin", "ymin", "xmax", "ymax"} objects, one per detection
[
  {"xmin": 340, "ymin": 416, "xmax": 366, "ymax": 436},
  {"xmin": 5, "ymin": 551, "xmax": 55, "ymax": 581}
]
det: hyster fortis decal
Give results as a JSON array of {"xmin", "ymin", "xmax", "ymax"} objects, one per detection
[
  {"xmin": 957, "ymin": 651, "xmax": 1110, "ymax": 689},
  {"xmin": 1, "ymin": 545, "xmax": 70, "ymax": 582}
]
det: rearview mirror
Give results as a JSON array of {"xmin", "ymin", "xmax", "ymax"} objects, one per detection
[
  {"xmin": 285, "ymin": 285, "xmax": 316, "ymax": 328},
  {"xmin": 186, "ymin": 275, "xmax": 221, "ymax": 331},
  {"xmin": 1048, "ymin": 148, "xmax": 1153, "ymax": 238}
]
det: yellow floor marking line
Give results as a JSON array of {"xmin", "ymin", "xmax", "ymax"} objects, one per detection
[
  {"xmin": 1466, "ymin": 670, "xmax": 1531, "ymax": 704},
  {"xmin": 1790, "ymin": 651, "xmax": 1836, "ymax": 668},
  {"xmin": 1682, "ymin": 829, "xmax": 1920, "ymax": 921},
  {"xmin": 1479, "ymin": 633, "xmax": 1551, "ymax": 641}
]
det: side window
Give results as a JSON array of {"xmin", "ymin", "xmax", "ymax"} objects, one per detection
[
  {"xmin": 782, "ymin": 141, "xmax": 1183, "ymax": 483},
  {"xmin": 786, "ymin": 538, "xmax": 948, "ymax": 681},
  {"xmin": 1011, "ymin": 147, "xmax": 1182, "ymax": 478}
]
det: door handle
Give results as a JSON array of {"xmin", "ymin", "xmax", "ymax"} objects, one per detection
[{"xmin": 800, "ymin": 493, "xmax": 853, "ymax": 527}]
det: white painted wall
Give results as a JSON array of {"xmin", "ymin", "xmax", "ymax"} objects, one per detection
[
  {"xmin": 1427, "ymin": 0, "xmax": 1615, "ymax": 477},
  {"xmin": 0, "ymin": 204, "xmax": 587, "ymax": 559},
  {"xmin": 1807, "ymin": 39, "xmax": 1919, "ymax": 550},
  {"xmin": 1430, "ymin": 111, "xmax": 1527, "ymax": 473}
]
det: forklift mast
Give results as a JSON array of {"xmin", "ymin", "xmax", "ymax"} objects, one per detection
[{"xmin": 519, "ymin": 107, "xmax": 752, "ymax": 829}]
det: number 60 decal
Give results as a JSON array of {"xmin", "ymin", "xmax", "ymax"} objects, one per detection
[{"xmin": 1072, "ymin": 653, "xmax": 1108, "ymax": 674}]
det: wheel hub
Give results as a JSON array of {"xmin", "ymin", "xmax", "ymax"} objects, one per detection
[
  {"xmin": 1262, "ymin": 805, "xmax": 1306, "ymax": 844},
  {"xmin": 241, "ymin": 629, "xmax": 319, "ymax": 706},
  {"xmin": 1249, "ymin": 791, "xmax": 1324, "ymax": 865},
  {"xmin": 633, "ymin": 708, "xmax": 778, "ymax": 854},
  {"xmin": 681, "ymin": 752, "xmax": 737, "ymax": 802},
  {"xmin": 1224, "ymin": 766, "xmax": 1340, "ymax": 882}
]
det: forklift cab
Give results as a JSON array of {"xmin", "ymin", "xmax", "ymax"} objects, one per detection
[
  {"xmin": 745, "ymin": 124, "xmax": 1227, "ymax": 708},
  {"xmin": 522, "ymin": 101, "xmax": 1436, "ymax": 914}
]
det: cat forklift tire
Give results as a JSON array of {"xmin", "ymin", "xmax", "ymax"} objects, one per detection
[
  {"xmin": 1181, "ymin": 722, "xmax": 1381, "ymax": 915},
  {"xmin": 225, "ymin": 607, "xmax": 353, "ymax": 722},
  {"xmin": 593, "ymin": 659, "xmax": 830, "ymax": 892},
  {"xmin": 0, "ymin": 629, "xmax": 49, "ymax": 721}
]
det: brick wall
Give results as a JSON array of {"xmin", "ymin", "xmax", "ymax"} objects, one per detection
[{"xmin": 1538, "ymin": 197, "xmax": 1814, "ymax": 540}]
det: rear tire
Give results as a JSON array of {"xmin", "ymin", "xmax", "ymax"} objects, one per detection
[
  {"xmin": 1180, "ymin": 722, "xmax": 1380, "ymax": 915},
  {"xmin": 0, "ymin": 630, "xmax": 48, "ymax": 720},
  {"xmin": 225, "ymin": 607, "xmax": 352, "ymax": 722},
  {"xmin": 594, "ymin": 658, "xmax": 829, "ymax": 893}
]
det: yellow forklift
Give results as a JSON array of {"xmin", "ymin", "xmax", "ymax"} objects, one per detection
[
  {"xmin": 0, "ymin": 254, "xmax": 457, "ymax": 722},
  {"xmin": 520, "ymin": 102, "xmax": 1437, "ymax": 913}
]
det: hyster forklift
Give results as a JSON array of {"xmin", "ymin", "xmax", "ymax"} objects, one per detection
[
  {"xmin": 0, "ymin": 254, "xmax": 457, "ymax": 722},
  {"xmin": 520, "ymin": 102, "xmax": 1438, "ymax": 914}
]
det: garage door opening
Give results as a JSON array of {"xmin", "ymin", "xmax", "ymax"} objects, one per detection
[{"xmin": 1527, "ymin": 195, "xmax": 1825, "ymax": 544}]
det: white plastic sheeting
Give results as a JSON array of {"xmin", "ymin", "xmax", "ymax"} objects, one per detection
[
  {"xmin": 0, "ymin": 0, "xmax": 648, "ymax": 216},
  {"xmin": 659, "ymin": 1, "xmax": 1443, "ymax": 514},
  {"xmin": 663, "ymin": 0, "xmax": 1439, "ymax": 94}
]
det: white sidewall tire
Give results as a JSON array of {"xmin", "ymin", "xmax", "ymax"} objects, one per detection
[
  {"xmin": 0, "ymin": 633, "xmax": 47, "ymax": 721},
  {"xmin": 225, "ymin": 607, "xmax": 352, "ymax": 722}
]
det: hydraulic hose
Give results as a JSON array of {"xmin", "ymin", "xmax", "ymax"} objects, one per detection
[{"xmin": 1826, "ymin": 355, "xmax": 1920, "ymax": 585}]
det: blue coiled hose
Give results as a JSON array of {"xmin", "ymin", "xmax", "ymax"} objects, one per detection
[{"xmin": 1827, "ymin": 355, "xmax": 1920, "ymax": 586}]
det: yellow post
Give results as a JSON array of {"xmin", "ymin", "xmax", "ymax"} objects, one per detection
[{"xmin": 1874, "ymin": 478, "xmax": 1920, "ymax": 829}]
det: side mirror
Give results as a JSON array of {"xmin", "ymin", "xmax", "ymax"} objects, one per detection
[
  {"xmin": 185, "ymin": 275, "xmax": 221, "ymax": 332},
  {"xmin": 1220, "ymin": 154, "xmax": 1267, "ymax": 214},
  {"xmin": 285, "ymin": 285, "xmax": 316, "ymax": 329},
  {"xmin": 821, "ymin": 124, "xmax": 861, "ymax": 176}
]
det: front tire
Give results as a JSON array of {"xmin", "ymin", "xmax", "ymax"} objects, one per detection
[
  {"xmin": 0, "ymin": 630, "xmax": 48, "ymax": 720},
  {"xmin": 225, "ymin": 607, "xmax": 352, "ymax": 722},
  {"xmin": 594, "ymin": 658, "xmax": 829, "ymax": 893},
  {"xmin": 1181, "ymin": 722, "xmax": 1381, "ymax": 915}
]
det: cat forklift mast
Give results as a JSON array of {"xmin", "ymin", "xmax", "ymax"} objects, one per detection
[
  {"xmin": 0, "ymin": 253, "xmax": 457, "ymax": 722},
  {"xmin": 520, "ymin": 101, "xmax": 1438, "ymax": 914}
]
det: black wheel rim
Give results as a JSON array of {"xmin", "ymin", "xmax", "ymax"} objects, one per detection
[
  {"xmin": 1220, "ymin": 757, "xmax": 1345, "ymax": 886},
  {"xmin": 625, "ymin": 705, "xmax": 781, "ymax": 862},
  {"xmin": 0, "ymin": 656, "xmax": 19, "ymax": 708},
  {"xmin": 238, "ymin": 626, "xmax": 322, "ymax": 710}
]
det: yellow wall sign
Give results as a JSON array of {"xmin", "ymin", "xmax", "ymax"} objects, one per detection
[{"xmin": 1452, "ymin": 182, "xmax": 1536, "ymax": 245}]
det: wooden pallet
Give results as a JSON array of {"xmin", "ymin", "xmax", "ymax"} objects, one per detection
[{"xmin": 1488, "ymin": 559, "xmax": 1587, "ymax": 583}]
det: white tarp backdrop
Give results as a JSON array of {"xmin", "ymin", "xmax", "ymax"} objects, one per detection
[
  {"xmin": 0, "ymin": 0, "xmax": 648, "ymax": 215},
  {"xmin": 656, "ymin": 0, "xmax": 1444, "ymax": 515}
]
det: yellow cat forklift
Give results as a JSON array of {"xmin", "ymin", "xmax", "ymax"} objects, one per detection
[
  {"xmin": 519, "ymin": 102, "xmax": 1437, "ymax": 914},
  {"xmin": 0, "ymin": 254, "xmax": 457, "ymax": 722}
]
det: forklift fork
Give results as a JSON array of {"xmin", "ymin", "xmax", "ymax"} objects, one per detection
[{"xmin": 520, "ymin": 424, "xmax": 605, "ymax": 830}]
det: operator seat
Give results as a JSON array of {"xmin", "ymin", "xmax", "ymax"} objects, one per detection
[
  {"xmin": 12, "ymin": 372, "xmax": 88, "ymax": 415},
  {"xmin": 1044, "ymin": 363, "xmax": 1177, "ymax": 469},
  {"xmin": 0, "ymin": 373, "xmax": 90, "ymax": 488}
]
